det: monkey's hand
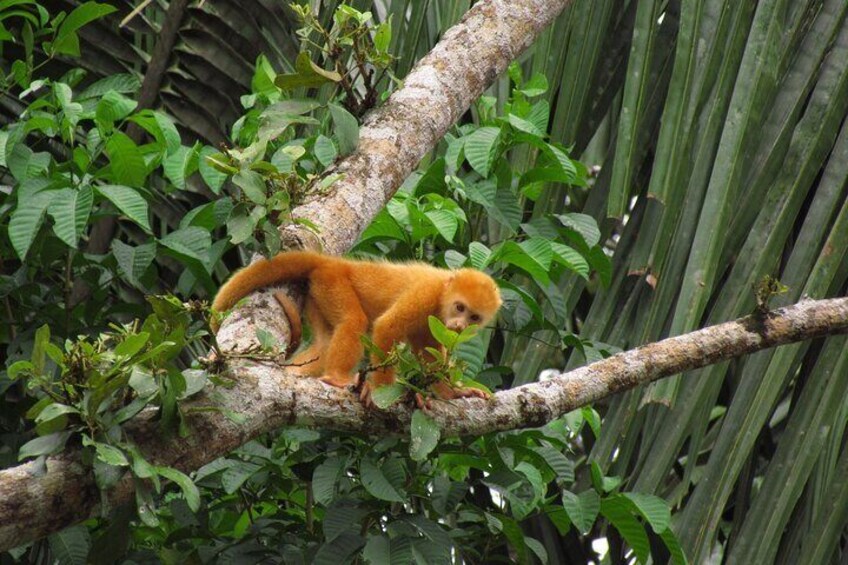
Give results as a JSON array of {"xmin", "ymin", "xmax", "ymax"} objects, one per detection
[{"xmin": 319, "ymin": 373, "xmax": 359, "ymax": 388}]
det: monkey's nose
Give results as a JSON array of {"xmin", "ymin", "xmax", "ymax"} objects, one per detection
[{"xmin": 448, "ymin": 322, "xmax": 465, "ymax": 332}]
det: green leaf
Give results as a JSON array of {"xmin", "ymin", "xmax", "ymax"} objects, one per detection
[
  {"xmin": 313, "ymin": 455, "xmax": 347, "ymax": 506},
  {"xmin": 557, "ymin": 213, "xmax": 601, "ymax": 247},
  {"xmin": 551, "ymin": 242, "xmax": 590, "ymax": 279},
  {"xmin": 112, "ymin": 240, "xmax": 156, "ymax": 288},
  {"xmin": 159, "ymin": 227, "xmax": 212, "ymax": 264},
  {"xmin": 371, "ymin": 383, "xmax": 406, "ymax": 408},
  {"xmin": 104, "ymin": 132, "xmax": 147, "ymax": 187},
  {"xmin": 313, "ymin": 532, "xmax": 366, "ymax": 565},
  {"xmin": 156, "ymin": 466, "xmax": 201, "ymax": 512},
  {"xmin": 9, "ymin": 190, "xmax": 51, "ymax": 259},
  {"xmin": 77, "ymin": 73, "xmax": 140, "ymax": 100},
  {"xmin": 329, "ymin": 102, "xmax": 359, "ymax": 155},
  {"xmin": 198, "ymin": 146, "xmax": 227, "ymax": 193},
  {"xmin": 464, "ymin": 126, "xmax": 501, "ymax": 177},
  {"xmin": 32, "ymin": 323, "xmax": 49, "ymax": 375},
  {"xmin": 114, "ymin": 332, "xmax": 150, "ymax": 358},
  {"xmin": 221, "ymin": 461, "xmax": 261, "ymax": 494},
  {"xmin": 34, "ymin": 403, "xmax": 78, "ymax": 424},
  {"xmin": 48, "ymin": 525, "xmax": 91, "ymax": 565},
  {"xmin": 424, "ymin": 209, "xmax": 458, "ymax": 241},
  {"xmin": 93, "ymin": 442, "xmax": 129, "ymax": 467},
  {"xmin": 275, "ymin": 51, "xmax": 343, "ymax": 90},
  {"xmin": 18, "ymin": 431, "xmax": 72, "ymax": 460},
  {"xmin": 530, "ymin": 445, "xmax": 575, "ymax": 483},
  {"xmin": 95, "ymin": 90, "xmax": 137, "ymax": 125},
  {"xmin": 96, "ymin": 184, "xmax": 150, "ymax": 231},
  {"xmin": 493, "ymin": 241, "xmax": 551, "ymax": 284},
  {"xmin": 410, "ymin": 410, "xmax": 441, "ymax": 461},
  {"xmin": 324, "ymin": 503, "xmax": 369, "ymax": 542},
  {"xmin": 48, "ymin": 185, "xmax": 93, "ymax": 248},
  {"xmin": 468, "ymin": 242, "xmax": 492, "ymax": 269},
  {"xmin": 232, "ymin": 169, "xmax": 267, "ymax": 204},
  {"xmin": 601, "ymin": 496, "xmax": 650, "ymax": 564},
  {"xmin": 562, "ymin": 489, "xmax": 600, "ymax": 535},
  {"xmin": 314, "ymin": 135, "xmax": 338, "ymax": 167},
  {"xmin": 163, "ymin": 145, "xmax": 199, "ymax": 189},
  {"xmin": 620, "ymin": 492, "xmax": 671, "ymax": 534},
  {"xmin": 427, "ymin": 315, "xmax": 457, "ymax": 348},
  {"xmin": 52, "ymin": 2, "xmax": 117, "ymax": 56},
  {"xmin": 360, "ymin": 457, "xmax": 405, "ymax": 502},
  {"xmin": 128, "ymin": 110, "xmax": 181, "ymax": 154}
]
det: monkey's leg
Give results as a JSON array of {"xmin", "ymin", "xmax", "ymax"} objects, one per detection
[
  {"xmin": 312, "ymin": 274, "xmax": 368, "ymax": 388},
  {"xmin": 287, "ymin": 299, "xmax": 329, "ymax": 377}
]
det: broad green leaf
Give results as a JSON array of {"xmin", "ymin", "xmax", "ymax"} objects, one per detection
[
  {"xmin": 34, "ymin": 403, "xmax": 78, "ymax": 424},
  {"xmin": 360, "ymin": 457, "xmax": 405, "ymax": 502},
  {"xmin": 159, "ymin": 227, "xmax": 212, "ymax": 264},
  {"xmin": 363, "ymin": 535, "xmax": 390, "ymax": 564},
  {"xmin": 198, "ymin": 146, "xmax": 227, "ymax": 193},
  {"xmin": 424, "ymin": 209, "xmax": 458, "ymax": 241},
  {"xmin": 493, "ymin": 241, "xmax": 551, "ymax": 284},
  {"xmin": 621, "ymin": 492, "xmax": 671, "ymax": 533},
  {"xmin": 96, "ymin": 184, "xmax": 150, "ymax": 231},
  {"xmin": 156, "ymin": 466, "xmax": 200, "ymax": 512},
  {"xmin": 77, "ymin": 73, "xmax": 140, "ymax": 100},
  {"xmin": 93, "ymin": 442, "xmax": 129, "ymax": 467},
  {"xmin": 48, "ymin": 525, "xmax": 90, "ymax": 565},
  {"xmin": 313, "ymin": 456, "xmax": 347, "ymax": 506},
  {"xmin": 104, "ymin": 132, "xmax": 147, "ymax": 187},
  {"xmin": 48, "ymin": 185, "xmax": 93, "ymax": 247},
  {"xmin": 275, "ymin": 51, "xmax": 343, "ymax": 90},
  {"xmin": 410, "ymin": 410, "xmax": 440, "ymax": 461},
  {"xmin": 371, "ymin": 384, "xmax": 406, "ymax": 408},
  {"xmin": 313, "ymin": 532, "xmax": 366, "ymax": 565},
  {"xmin": 163, "ymin": 145, "xmax": 199, "ymax": 189},
  {"xmin": 465, "ymin": 126, "xmax": 501, "ymax": 177},
  {"xmin": 468, "ymin": 241, "xmax": 492, "ymax": 269},
  {"xmin": 9, "ymin": 190, "xmax": 51, "ymax": 259},
  {"xmin": 18, "ymin": 431, "xmax": 72, "ymax": 460},
  {"xmin": 95, "ymin": 90, "xmax": 137, "ymax": 125},
  {"xmin": 557, "ymin": 213, "xmax": 601, "ymax": 247},
  {"xmin": 221, "ymin": 461, "xmax": 261, "ymax": 494},
  {"xmin": 551, "ymin": 242, "xmax": 590, "ymax": 279},
  {"xmin": 329, "ymin": 102, "xmax": 359, "ymax": 155},
  {"xmin": 508, "ymin": 114, "xmax": 544, "ymax": 136},
  {"xmin": 562, "ymin": 489, "xmax": 599, "ymax": 535},
  {"xmin": 128, "ymin": 110, "xmax": 181, "ymax": 154},
  {"xmin": 52, "ymin": 2, "xmax": 117, "ymax": 56},
  {"xmin": 601, "ymin": 496, "xmax": 650, "ymax": 564},
  {"xmin": 314, "ymin": 135, "xmax": 338, "ymax": 166},
  {"xmin": 114, "ymin": 332, "xmax": 150, "ymax": 358},
  {"xmin": 531, "ymin": 445, "xmax": 575, "ymax": 483},
  {"xmin": 427, "ymin": 315, "xmax": 457, "ymax": 348},
  {"xmin": 232, "ymin": 169, "xmax": 267, "ymax": 204},
  {"xmin": 112, "ymin": 240, "xmax": 156, "ymax": 288}
]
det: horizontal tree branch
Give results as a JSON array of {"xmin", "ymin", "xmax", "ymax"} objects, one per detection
[
  {"xmin": 0, "ymin": 0, "xmax": 573, "ymax": 549},
  {"xmin": 2, "ymin": 296, "xmax": 846, "ymax": 550}
]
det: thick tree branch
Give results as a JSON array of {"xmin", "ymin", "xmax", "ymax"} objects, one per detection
[{"xmin": 2, "ymin": 297, "xmax": 847, "ymax": 549}]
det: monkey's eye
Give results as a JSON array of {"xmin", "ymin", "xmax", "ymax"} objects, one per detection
[
  {"xmin": 470, "ymin": 314, "xmax": 481, "ymax": 323},
  {"xmin": 455, "ymin": 302, "xmax": 465, "ymax": 313}
]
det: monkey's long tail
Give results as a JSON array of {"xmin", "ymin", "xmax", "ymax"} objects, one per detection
[{"xmin": 211, "ymin": 251, "xmax": 325, "ymax": 315}]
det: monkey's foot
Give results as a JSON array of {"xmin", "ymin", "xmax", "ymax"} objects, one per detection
[
  {"xmin": 417, "ymin": 384, "xmax": 491, "ymax": 409},
  {"xmin": 319, "ymin": 373, "xmax": 358, "ymax": 388}
]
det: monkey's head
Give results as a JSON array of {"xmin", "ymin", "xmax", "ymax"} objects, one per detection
[{"xmin": 440, "ymin": 269, "xmax": 502, "ymax": 332}]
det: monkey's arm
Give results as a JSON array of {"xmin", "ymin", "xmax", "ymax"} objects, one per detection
[{"xmin": 360, "ymin": 285, "xmax": 439, "ymax": 406}]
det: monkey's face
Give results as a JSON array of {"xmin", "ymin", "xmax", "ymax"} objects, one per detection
[{"xmin": 440, "ymin": 270, "xmax": 502, "ymax": 333}]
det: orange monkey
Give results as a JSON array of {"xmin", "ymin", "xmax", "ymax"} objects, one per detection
[{"xmin": 212, "ymin": 251, "xmax": 501, "ymax": 406}]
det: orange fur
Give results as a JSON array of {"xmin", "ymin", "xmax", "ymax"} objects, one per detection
[{"xmin": 212, "ymin": 251, "xmax": 502, "ymax": 406}]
